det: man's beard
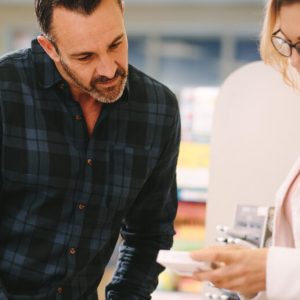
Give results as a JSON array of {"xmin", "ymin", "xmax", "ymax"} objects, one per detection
[{"xmin": 60, "ymin": 58, "xmax": 128, "ymax": 104}]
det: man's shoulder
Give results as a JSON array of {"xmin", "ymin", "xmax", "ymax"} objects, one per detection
[
  {"xmin": 0, "ymin": 48, "xmax": 32, "ymax": 80},
  {"xmin": 0, "ymin": 48, "xmax": 31, "ymax": 67},
  {"xmin": 128, "ymin": 64, "xmax": 178, "ymax": 107}
]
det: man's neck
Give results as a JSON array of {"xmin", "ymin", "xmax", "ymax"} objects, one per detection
[{"xmin": 70, "ymin": 87, "xmax": 103, "ymax": 137}]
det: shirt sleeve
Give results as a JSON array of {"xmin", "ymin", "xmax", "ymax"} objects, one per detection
[
  {"xmin": 0, "ymin": 92, "xmax": 7, "ymax": 299},
  {"xmin": 0, "ymin": 104, "xmax": 3, "ymax": 189},
  {"xmin": 240, "ymin": 247, "xmax": 300, "ymax": 300},
  {"xmin": 106, "ymin": 95, "xmax": 181, "ymax": 299},
  {"xmin": 0, "ymin": 88, "xmax": 2, "ymax": 187},
  {"xmin": 265, "ymin": 246, "xmax": 300, "ymax": 299}
]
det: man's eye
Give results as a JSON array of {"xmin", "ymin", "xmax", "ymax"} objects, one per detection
[
  {"xmin": 78, "ymin": 54, "xmax": 92, "ymax": 61},
  {"xmin": 110, "ymin": 42, "xmax": 121, "ymax": 50}
]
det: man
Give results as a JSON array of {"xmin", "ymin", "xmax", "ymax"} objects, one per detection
[{"xmin": 0, "ymin": 0, "xmax": 180, "ymax": 299}]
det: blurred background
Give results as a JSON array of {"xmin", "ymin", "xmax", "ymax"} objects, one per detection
[{"xmin": 0, "ymin": 0, "xmax": 265, "ymax": 299}]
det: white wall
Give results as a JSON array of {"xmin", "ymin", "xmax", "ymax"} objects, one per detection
[{"xmin": 205, "ymin": 61, "xmax": 300, "ymax": 245}]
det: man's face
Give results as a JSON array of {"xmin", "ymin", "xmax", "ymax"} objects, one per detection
[{"xmin": 49, "ymin": 0, "xmax": 128, "ymax": 103}]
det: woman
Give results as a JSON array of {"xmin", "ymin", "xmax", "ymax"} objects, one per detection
[{"xmin": 191, "ymin": 1, "xmax": 300, "ymax": 299}]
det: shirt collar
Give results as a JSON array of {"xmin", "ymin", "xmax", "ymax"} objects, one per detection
[
  {"xmin": 31, "ymin": 38, "xmax": 130, "ymax": 100},
  {"xmin": 31, "ymin": 39, "xmax": 64, "ymax": 89}
]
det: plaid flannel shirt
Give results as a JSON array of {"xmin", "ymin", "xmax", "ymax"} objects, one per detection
[{"xmin": 0, "ymin": 40, "xmax": 180, "ymax": 300}]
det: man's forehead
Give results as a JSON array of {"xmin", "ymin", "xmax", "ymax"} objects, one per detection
[
  {"xmin": 51, "ymin": 1, "xmax": 122, "ymax": 33},
  {"xmin": 51, "ymin": 2, "xmax": 124, "ymax": 48},
  {"xmin": 69, "ymin": 33, "xmax": 125, "ymax": 56}
]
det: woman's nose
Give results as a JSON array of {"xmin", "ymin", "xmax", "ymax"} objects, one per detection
[{"xmin": 290, "ymin": 47, "xmax": 300, "ymax": 71}]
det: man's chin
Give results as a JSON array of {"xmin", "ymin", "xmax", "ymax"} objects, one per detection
[
  {"xmin": 95, "ymin": 84, "xmax": 126, "ymax": 103},
  {"xmin": 91, "ymin": 90, "xmax": 123, "ymax": 104},
  {"xmin": 94, "ymin": 97, "xmax": 119, "ymax": 104},
  {"xmin": 89, "ymin": 76, "xmax": 127, "ymax": 103}
]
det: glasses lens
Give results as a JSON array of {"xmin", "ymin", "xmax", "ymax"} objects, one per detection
[{"xmin": 271, "ymin": 36, "xmax": 291, "ymax": 57}]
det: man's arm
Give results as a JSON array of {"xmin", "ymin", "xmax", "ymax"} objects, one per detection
[
  {"xmin": 106, "ymin": 96, "xmax": 181, "ymax": 299},
  {"xmin": 0, "ymin": 84, "xmax": 8, "ymax": 300},
  {"xmin": 0, "ymin": 89, "xmax": 2, "ymax": 188}
]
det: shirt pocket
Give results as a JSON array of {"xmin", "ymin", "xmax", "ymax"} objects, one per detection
[{"xmin": 105, "ymin": 143, "xmax": 155, "ymax": 211}]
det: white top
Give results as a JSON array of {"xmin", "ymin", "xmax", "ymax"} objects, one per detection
[{"xmin": 250, "ymin": 155, "xmax": 300, "ymax": 300}]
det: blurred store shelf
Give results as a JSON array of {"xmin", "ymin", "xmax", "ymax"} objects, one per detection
[{"xmin": 0, "ymin": 0, "xmax": 264, "ymax": 5}]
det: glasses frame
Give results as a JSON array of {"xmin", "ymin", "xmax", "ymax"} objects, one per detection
[{"xmin": 271, "ymin": 29, "xmax": 300, "ymax": 57}]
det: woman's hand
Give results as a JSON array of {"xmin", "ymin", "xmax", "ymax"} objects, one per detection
[{"xmin": 191, "ymin": 245, "xmax": 269, "ymax": 295}]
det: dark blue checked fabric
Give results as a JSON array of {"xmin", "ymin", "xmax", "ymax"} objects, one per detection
[{"xmin": 0, "ymin": 39, "xmax": 180, "ymax": 300}]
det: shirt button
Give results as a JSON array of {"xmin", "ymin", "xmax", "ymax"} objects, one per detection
[
  {"xmin": 59, "ymin": 83, "xmax": 65, "ymax": 90},
  {"xmin": 69, "ymin": 248, "xmax": 76, "ymax": 255},
  {"xmin": 87, "ymin": 159, "xmax": 93, "ymax": 166},
  {"xmin": 74, "ymin": 115, "xmax": 82, "ymax": 121},
  {"xmin": 78, "ymin": 203, "xmax": 86, "ymax": 210},
  {"xmin": 57, "ymin": 287, "xmax": 63, "ymax": 294}
]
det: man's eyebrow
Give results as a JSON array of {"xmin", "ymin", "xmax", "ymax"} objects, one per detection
[
  {"xmin": 70, "ymin": 51, "xmax": 94, "ymax": 58},
  {"xmin": 109, "ymin": 33, "xmax": 124, "ymax": 46},
  {"xmin": 69, "ymin": 34, "xmax": 125, "ymax": 57}
]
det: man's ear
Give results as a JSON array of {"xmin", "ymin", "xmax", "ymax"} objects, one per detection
[{"xmin": 37, "ymin": 35, "xmax": 60, "ymax": 63}]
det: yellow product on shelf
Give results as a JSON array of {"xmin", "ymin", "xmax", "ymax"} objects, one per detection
[
  {"xmin": 173, "ymin": 224, "xmax": 205, "ymax": 251},
  {"xmin": 176, "ymin": 224, "xmax": 205, "ymax": 240},
  {"xmin": 157, "ymin": 269, "xmax": 178, "ymax": 291},
  {"xmin": 177, "ymin": 142, "xmax": 210, "ymax": 169}
]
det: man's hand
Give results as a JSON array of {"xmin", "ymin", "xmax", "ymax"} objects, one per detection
[{"xmin": 191, "ymin": 245, "xmax": 268, "ymax": 295}]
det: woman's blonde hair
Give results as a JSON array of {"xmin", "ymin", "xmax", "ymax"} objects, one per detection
[{"xmin": 260, "ymin": 0, "xmax": 300, "ymax": 87}]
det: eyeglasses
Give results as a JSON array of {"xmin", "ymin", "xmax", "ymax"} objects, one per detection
[{"xmin": 271, "ymin": 29, "xmax": 300, "ymax": 57}]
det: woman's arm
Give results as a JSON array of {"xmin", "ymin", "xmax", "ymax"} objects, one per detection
[{"xmin": 191, "ymin": 245, "xmax": 268, "ymax": 295}]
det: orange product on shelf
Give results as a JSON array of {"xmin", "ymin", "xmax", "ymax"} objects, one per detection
[{"xmin": 175, "ymin": 201, "xmax": 206, "ymax": 224}]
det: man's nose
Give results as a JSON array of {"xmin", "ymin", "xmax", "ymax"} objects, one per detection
[{"xmin": 95, "ymin": 54, "xmax": 117, "ymax": 79}]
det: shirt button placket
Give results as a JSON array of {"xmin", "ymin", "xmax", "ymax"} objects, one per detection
[
  {"xmin": 78, "ymin": 203, "xmax": 86, "ymax": 210},
  {"xmin": 69, "ymin": 247, "xmax": 76, "ymax": 255},
  {"xmin": 74, "ymin": 114, "xmax": 82, "ymax": 121}
]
